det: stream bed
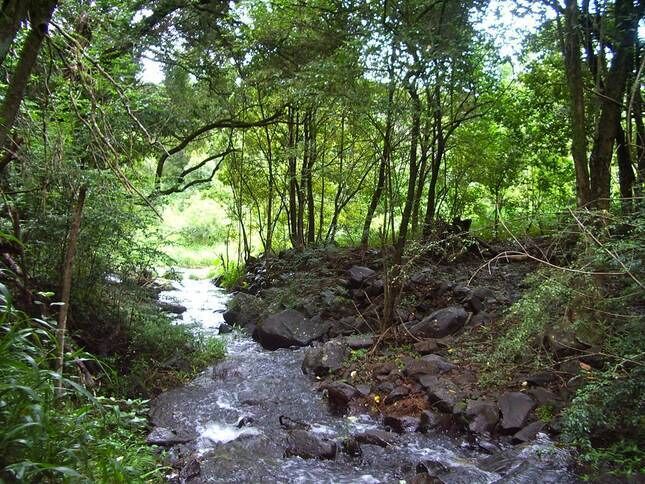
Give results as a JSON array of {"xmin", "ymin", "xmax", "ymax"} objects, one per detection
[{"xmin": 153, "ymin": 271, "xmax": 577, "ymax": 483}]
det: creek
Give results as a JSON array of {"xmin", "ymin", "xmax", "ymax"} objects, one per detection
[{"xmin": 152, "ymin": 270, "xmax": 576, "ymax": 483}]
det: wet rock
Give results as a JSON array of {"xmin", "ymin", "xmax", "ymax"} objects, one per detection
[
  {"xmin": 407, "ymin": 306, "xmax": 469, "ymax": 338},
  {"xmin": 404, "ymin": 355, "xmax": 455, "ymax": 378},
  {"xmin": 416, "ymin": 459, "xmax": 450, "ymax": 481},
  {"xmin": 279, "ymin": 415, "xmax": 311, "ymax": 431},
  {"xmin": 212, "ymin": 360, "xmax": 242, "ymax": 380},
  {"xmin": 146, "ymin": 427, "xmax": 193, "ymax": 446},
  {"xmin": 498, "ymin": 392, "xmax": 535, "ymax": 431},
  {"xmin": 302, "ymin": 339, "xmax": 348, "ymax": 377},
  {"xmin": 384, "ymin": 385, "xmax": 410, "ymax": 404},
  {"xmin": 323, "ymin": 381, "xmax": 358, "ymax": 414},
  {"xmin": 409, "ymin": 472, "xmax": 445, "ymax": 484},
  {"xmin": 253, "ymin": 309, "xmax": 329, "ymax": 350},
  {"xmin": 465, "ymin": 400, "xmax": 499, "ymax": 434},
  {"xmin": 419, "ymin": 375, "xmax": 463, "ymax": 413},
  {"xmin": 476, "ymin": 437, "xmax": 501, "ymax": 454},
  {"xmin": 345, "ymin": 333, "xmax": 374, "ymax": 349},
  {"xmin": 157, "ymin": 301, "xmax": 187, "ymax": 314},
  {"xmin": 218, "ymin": 323, "xmax": 233, "ymax": 334},
  {"xmin": 383, "ymin": 414, "xmax": 420, "ymax": 433},
  {"xmin": 342, "ymin": 437, "xmax": 362, "ymax": 457},
  {"xmin": 353, "ymin": 429, "xmax": 398, "ymax": 447},
  {"xmin": 512, "ymin": 421, "xmax": 545, "ymax": 443},
  {"xmin": 179, "ymin": 458, "xmax": 200, "ymax": 480},
  {"xmin": 413, "ymin": 339, "xmax": 439, "ymax": 354},
  {"xmin": 418, "ymin": 410, "xmax": 441, "ymax": 432},
  {"xmin": 284, "ymin": 430, "xmax": 337, "ymax": 460},
  {"xmin": 347, "ymin": 266, "xmax": 376, "ymax": 287}
]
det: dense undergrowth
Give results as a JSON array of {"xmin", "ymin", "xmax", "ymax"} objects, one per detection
[
  {"xmin": 0, "ymin": 288, "xmax": 164, "ymax": 482},
  {"xmin": 474, "ymin": 208, "xmax": 644, "ymax": 478}
]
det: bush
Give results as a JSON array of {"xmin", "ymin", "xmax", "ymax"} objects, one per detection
[
  {"xmin": 479, "ymin": 208, "xmax": 644, "ymax": 475},
  {"xmin": 0, "ymin": 288, "xmax": 165, "ymax": 482}
]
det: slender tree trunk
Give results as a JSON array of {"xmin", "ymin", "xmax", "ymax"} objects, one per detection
[
  {"xmin": 587, "ymin": 0, "xmax": 634, "ymax": 210},
  {"xmin": 560, "ymin": 0, "xmax": 592, "ymax": 207},
  {"xmin": 394, "ymin": 84, "xmax": 421, "ymax": 259},
  {"xmin": 0, "ymin": 0, "xmax": 57, "ymax": 152},
  {"xmin": 423, "ymin": 95, "xmax": 445, "ymax": 237},
  {"xmin": 55, "ymin": 185, "xmax": 87, "ymax": 395},
  {"xmin": 361, "ymin": 75, "xmax": 394, "ymax": 249},
  {"xmin": 616, "ymin": 122, "xmax": 635, "ymax": 212},
  {"xmin": 287, "ymin": 107, "xmax": 301, "ymax": 249},
  {"xmin": 306, "ymin": 113, "xmax": 316, "ymax": 246}
]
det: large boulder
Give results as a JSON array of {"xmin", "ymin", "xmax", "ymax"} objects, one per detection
[
  {"xmin": 498, "ymin": 392, "xmax": 535, "ymax": 431},
  {"xmin": 465, "ymin": 400, "xmax": 499, "ymax": 434},
  {"xmin": 284, "ymin": 430, "xmax": 337, "ymax": 460},
  {"xmin": 302, "ymin": 339, "xmax": 349, "ymax": 377},
  {"xmin": 253, "ymin": 310, "xmax": 329, "ymax": 350},
  {"xmin": 347, "ymin": 266, "xmax": 376, "ymax": 288},
  {"xmin": 418, "ymin": 375, "xmax": 463, "ymax": 413},
  {"xmin": 407, "ymin": 307, "xmax": 469, "ymax": 339}
]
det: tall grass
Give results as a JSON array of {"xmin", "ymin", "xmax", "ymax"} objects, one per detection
[{"xmin": 0, "ymin": 286, "xmax": 165, "ymax": 482}]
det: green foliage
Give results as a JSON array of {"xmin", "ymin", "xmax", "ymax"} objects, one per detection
[
  {"xmin": 0, "ymin": 294, "xmax": 164, "ymax": 483},
  {"xmin": 562, "ymin": 365, "xmax": 644, "ymax": 478},
  {"xmin": 219, "ymin": 263, "xmax": 246, "ymax": 289},
  {"xmin": 480, "ymin": 208, "xmax": 645, "ymax": 473},
  {"xmin": 348, "ymin": 348, "xmax": 368, "ymax": 362}
]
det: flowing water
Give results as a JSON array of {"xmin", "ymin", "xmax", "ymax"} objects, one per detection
[{"xmin": 153, "ymin": 271, "xmax": 577, "ymax": 483}]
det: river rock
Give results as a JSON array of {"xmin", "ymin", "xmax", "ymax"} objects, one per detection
[
  {"xmin": 498, "ymin": 392, "xmax": 535, "ymax": 431},
  {"xmin": 323, "ymin": 381, "xmax": 358, "ymax": 414},
  {"xmin": 404, "ymin": 355, "xmax": 455, "ymax": 378},
  {"xmin": 253, "ymin": 310, "xmax": 329, "ymax": 350},
  {"xmin": 407, "ymin": 307, "xmax": 468, "ymax": 338},
  {"xmin": 218, "ymin": 323, "xmax": 233, "ymax": 334},
  {"xmin": 347, "ymin": 266, "xmax": 376, "ymax": 286},
  {"xmin": 465, "ymin": 400, "xmax": 499, "ymax": 434},
  {"xmin": 302, "ymin": 339, "xmax": 348, "ymax": 376},
  {"xmin": 179, "ymin": 458, "xmax": 201, "ymax": 480},
  {"xmin": 284, "ymin": 430, "xmax": 337, "ymax": 460},
  {"xmin": 512, "ymin": 421, "xmax": 545, "ymax": 443},
  {"xmin": 383, "ymin": 414, "xmax": 421, "ymax": 433},
  {"xmin": 157, "ymin": 301, "xmax": 187, "ymax": 314},
  {"xmin": 419, "ymin": 375, "xmax": 463, "ymax": 413},
  {"xmin": 146, "ymin": 427, "xmax": 193, "ymax": 446},
  {"xmin": 353, "ymin": 429, "xmax": 398, "ymax": 447}
]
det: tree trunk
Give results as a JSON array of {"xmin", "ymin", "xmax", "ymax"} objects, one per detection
[
  {"xmin": 616, "ymin": 122, "xmax": 635, "ymax": 212},
  {"xmin": 587, "ymin": 0, "xmax": 634, "ymax": 210},
  {"xmin": 0, "ymin": 0, "xmax": 57, "ymax": 152},
  {"xmin": 55, "ymin": 185, "xmax": 87, "ymax": 395},
  {"xmin": 0, "ymin": 0, "xmax": 29, "ymax": 67},
  {"xmin": 561, "ymin": 0, "xmax": 592, "ymax": 207}
]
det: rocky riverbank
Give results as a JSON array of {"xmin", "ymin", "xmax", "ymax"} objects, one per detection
[{"xmin": 222, "ymin": 243, "xmax": 583, "ymax": 480}]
